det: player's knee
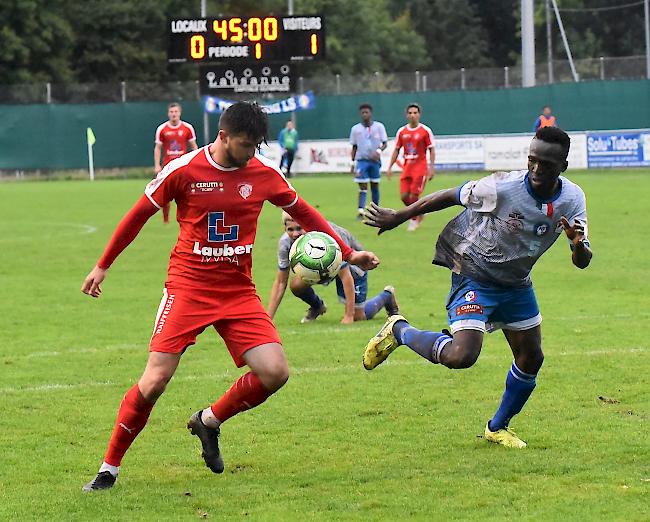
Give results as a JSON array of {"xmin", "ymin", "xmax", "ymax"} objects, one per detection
[
  {"xmin": 289, "ymin": 277, "xmax": 308, "ymax": 295},
  {"xmin": 139, "ymin": 371, "xmax": 173, "ymax": 401},
  {"xmin": 258, "ymin": 362, "xmax": 289, "ymax": 392},
  {"xmin": 443, "ymin": 342, "xmax": 481, "ymax": 369}
]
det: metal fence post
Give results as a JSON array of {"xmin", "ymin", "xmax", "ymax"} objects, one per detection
[
  {"xmin": 46, "ymin": 82, "xmax": 51, "ymax": 103},
  {"xmin": 415, "ymin": 70, "xmax": 420, "ymax": 92},
  {"xmin": 298, "ymin": 76, "xmax": 304, "ymax": 93},
  {"xmin": 121, "ymin": 81, "xmax": 126, "ymax": 102},
  {"xmin": 422, "ymin": 74, "xmax": 427, "ymax": 91},
  {"xmin": 504, "ymin": 66, "xmax": 510, "ymax": 88},
  {"xmin": 195, "ymin": 80, "xmax": 200, "ymax": 100},
  {"xmin": 599, "ymin": 56, "xmax": 605, "ymax": 80},
  {"xmin": 460, "ymin": 68, "xmax": 466, "ymax": 90},
  {"xmin": 336, "ymin": 74, "xmax": 340, "ymax": 95}
]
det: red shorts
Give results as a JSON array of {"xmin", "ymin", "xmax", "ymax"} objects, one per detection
[
  {"xmin": 149, "ymin": 287, "xmax": 281, "ymax": 367},
  {"xmin": 400, "ymin": 164, "xmax": 428, "ymax": 196}
]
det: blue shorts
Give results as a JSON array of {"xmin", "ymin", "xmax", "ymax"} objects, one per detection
[
  {"xmin": 354, "ymin": 160, "xmax": 381, "ymax": 183},
  {"xmin": 446, "ymin": 273, "xmax": 542, "ymax": 334},
  {"xmin": 335, "ymin": 271, "xmax": 368, "ymax": 308}
]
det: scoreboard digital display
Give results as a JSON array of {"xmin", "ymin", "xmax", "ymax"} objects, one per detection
[{"xmin": 168, "ymin": 15, "xmax": 325, "ymax": 63}]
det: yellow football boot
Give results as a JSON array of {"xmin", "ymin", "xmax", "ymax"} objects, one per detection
[
  {"xmin": 362, "ymin": 314, "xmax": 406, "ymax": 370},
  {"xmin": 484, "ymin": 422, "xmax": 527, "ymax": 449}
]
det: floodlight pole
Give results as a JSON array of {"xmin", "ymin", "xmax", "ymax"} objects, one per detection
[
  {"xmin": 546, "ymin": 0, "xmax": 554, "ymax": 84},
  {"xmin": 643, "ymin": 0, "xmax": 650, "ymax": 80},
  {"xmin": 289, "ymin": 0, "xmax": 297, "ymax": 127},
  {"xmin": 521, "ymin": 0, "xmax": 536, "ymax": 87}
]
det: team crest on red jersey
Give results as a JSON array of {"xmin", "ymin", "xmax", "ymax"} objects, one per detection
[{"xmin": 238, "ymin": 183, "xmax": 253, "ymax": 199}]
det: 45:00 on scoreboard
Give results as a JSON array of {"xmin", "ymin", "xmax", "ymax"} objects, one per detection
[{"xmin": 168, "ymin": 15, "xmax": 325, "ymax": 63}]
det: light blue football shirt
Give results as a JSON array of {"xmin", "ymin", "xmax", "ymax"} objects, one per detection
[{"xmin": 349, "ymin": 121, "xmax": 388, "ymax": 161}]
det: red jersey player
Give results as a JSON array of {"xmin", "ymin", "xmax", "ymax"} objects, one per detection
[
  {"xmin": 387, "ymin": 104, "xmax": 435, "ymax": 231},
  {"xmin": 81, "ymin": 102, "xmax": 379, "ymax": 492},
  {"xmin": 154, "ymin": 102, "xmax": 198, "ymax": 224}
]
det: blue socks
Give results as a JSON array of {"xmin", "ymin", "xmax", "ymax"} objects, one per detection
[
  {"xmin": 393, "ymin": 321, "xmax": 452, "ymax": 364},
  {"xmin": 358, "ymin": 189, "xmax": 367, "ymax": 211},
  {"xmin": 370, "ymin": 183, "xmax": 380, "ymax": 205},
  {"xmin": 363, "ymin": 290, "xmax": 390, "ymax": 319},
  {"xmin": 296, "ymin": 286, "xmax": 323, "ymax": 309},
  {"xmin": 488, "ymin": 363, "xmax": 537, "ymax": 431}
]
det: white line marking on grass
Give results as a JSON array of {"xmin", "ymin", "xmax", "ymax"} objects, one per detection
[
  {"xmin": 1, "ymin": 347, "xmax": 645, "ymax": 395},
  {"xmin": 0, "ymin": 222, "xmax": 97, "ymax": 242},
  {"xmin": 24, "ymin": 344, "xmax": 139, "ymax": 358}
]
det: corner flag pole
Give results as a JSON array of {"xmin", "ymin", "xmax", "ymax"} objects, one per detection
[{"xmin": 87, "ymin": 127, "xmax": 96, "ymax": 181}]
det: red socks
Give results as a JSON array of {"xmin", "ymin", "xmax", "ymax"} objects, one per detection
[
  {"xmin": 210, "ymin": 372, "xmax": 271, "ymax": 423},
  {"xmin": 104, "ymin": 384, "xmax": 154, "ymax": 467}
]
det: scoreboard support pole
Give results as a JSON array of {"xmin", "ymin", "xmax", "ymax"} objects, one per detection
[{"xmin": 203, "ymin": 111, "xmax": 210, "ymax": 146}]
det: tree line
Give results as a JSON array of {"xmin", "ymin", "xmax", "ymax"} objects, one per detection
[{"xmin": 0, "ymin": 0, "xmax": 645, "ymax": 84}]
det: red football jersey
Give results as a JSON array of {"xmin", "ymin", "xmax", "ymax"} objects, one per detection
[
  {"xmin": 395, "ymin": 123, "xmax": 434, "ymax": 167},
  {"xmin": 145, "ymin": 147, "xmax": 298, "ymax": 290},
  {"xmin": 155, "ymin": 120, "xmax": 197, "ymax": 166}
]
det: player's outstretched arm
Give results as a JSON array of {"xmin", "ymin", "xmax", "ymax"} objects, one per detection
[
  {"xmin": 364, "ymin": 187, "xmax": 459, "ymax": 234},
  {"xmin": 81, "ymin": 195, "xmax": 159, "ymax": 298},
  {"xmin": 338, "ymin": 266, "xmax": 356, "ymax": 324},
  {"xmin": 267, "ymin": 270, "xmax": 290, "ymax": 319},
  {"xmin": 561, "ymin": 216, "xmax": 592, "ymax": 269}
]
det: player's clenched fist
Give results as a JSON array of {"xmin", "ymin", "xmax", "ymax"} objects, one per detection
[{"xmin": 81, "ymin": 265, "xmax": 107, "ymax": 298}]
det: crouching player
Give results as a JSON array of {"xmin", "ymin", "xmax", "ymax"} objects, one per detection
[
  {"xmin": 267, "ymin": 212, "xmax": 399, "ymax": 324},
  {"xmin": 362, "ymin": 127, "xmax": 592, "ymax": 448}
]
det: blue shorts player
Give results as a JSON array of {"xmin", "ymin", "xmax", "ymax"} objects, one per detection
[
  {"xmin": 268, "ymin": 212, "xmax": 399, "ymax": 324},
  {"xmin": 349, "ymin": 104, "xmax": 388, "ymax": 219},
  {"xmin": 362, "ymin": 127, "xmax": 593, "ymax": 448}
]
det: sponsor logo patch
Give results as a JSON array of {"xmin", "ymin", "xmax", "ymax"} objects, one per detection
[
  {"xmin": 190, "ymin": 181, "xmax": 224, "ymax": 193},
  {"xmin": 456, "ymin": 303, "xmax": 484, "ymax": 316}
]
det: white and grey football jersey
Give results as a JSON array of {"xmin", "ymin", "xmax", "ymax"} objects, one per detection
[
  {"xmin": 277, "ymin": 222, "xmax": 365, "ymax": 278},
  {"xmin": 434, "ymin": 170, "xmax": 589, "ymax": 287}
]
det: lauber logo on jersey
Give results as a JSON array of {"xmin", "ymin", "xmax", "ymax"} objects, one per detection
[{"xmin": 193, "ymin": 211, "xmax": 253, "ymax": 262}]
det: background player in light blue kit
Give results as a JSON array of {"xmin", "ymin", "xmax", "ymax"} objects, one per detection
[
  {"xmin": 350, "ymin": 104, "xmax": 388, "ymax": 219},
  {"xmin": 362, "ymin": 127, "xmax": 592, "ymax": 448},
  {"xmin": 268, "ymin": 212, "xmax": 399, "ymax": 324}
]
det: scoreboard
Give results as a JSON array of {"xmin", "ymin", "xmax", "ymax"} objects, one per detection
[{"xmin": 168, "ymin": 15, "xmax": 325, "ymax": 63}]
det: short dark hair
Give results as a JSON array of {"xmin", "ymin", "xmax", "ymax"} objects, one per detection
[
  {"xmin": 168, "ymin": 102, "xmax": 181, "ymax": 110},
  {"xmin": 219, "ymin": 102, "xmax": 268, "ymax": 142},
  {"xmin": 406, "ymin": 103, "xmax": 421, "ymax": 113},
  {"xmin": 542, "ymin": 105, "xmax": 551, "ymax": 110},
  {"xmin": 535, "ymin": 126, "xmax": 570, "ymax": 156},
  {"xmin": 359, "ymin": 103, "xmax": 373, "ymax": 112}
]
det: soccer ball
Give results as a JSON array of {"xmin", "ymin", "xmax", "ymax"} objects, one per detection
[{"xmin": 289, "ymin": 231, "xmax": 343, "ymax": 285}]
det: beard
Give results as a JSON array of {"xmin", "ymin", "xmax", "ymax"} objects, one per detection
[{"xmin": 225, "ymin": 149, "xmax": 250, "ymax": 168}]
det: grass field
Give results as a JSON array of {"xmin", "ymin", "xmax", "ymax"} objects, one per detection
[{"xmin": 0, "ymin": 170, "xmax": 648, "ymax": 521}]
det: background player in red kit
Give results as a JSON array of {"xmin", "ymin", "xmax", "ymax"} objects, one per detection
[
  {"xmin": 387, "ymin": 104, "xmax": 435, "ymax": 231},
  {"xmin": 154, "ymin": 102, "xmax": 198, "ymax": 223},
  {"xmin": 81, "ymin": 102, "xmax": 379, "ymax": 492}
]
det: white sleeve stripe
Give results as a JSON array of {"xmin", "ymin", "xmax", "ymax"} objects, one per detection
[
  {"xmin": 154, "ymin": 123, "xmax": 166, "ymax": 144},
  {"xmin": 144, "ymin": 147, "xmax": 203, "ymax": 199},
  {"xmin": 280, "ymin": 194, "xmax": 299, "ymax": 208},
  {"xmin": 145, "ymin": 191, "xmax": 162, "ymax": 209},
  {"xmin": 185, "ymin": 122, "xmax": 197, "ymax": 140}
]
